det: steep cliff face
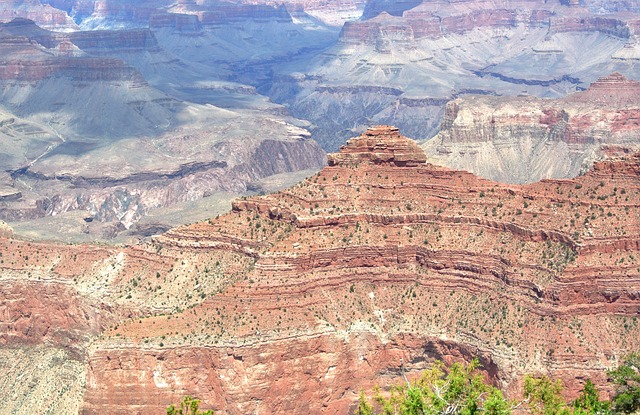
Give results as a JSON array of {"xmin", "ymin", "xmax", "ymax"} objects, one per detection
[
  {"xmin": 343, "ymin": 1, "xmax": 556, "ymax": 45},
  {"xmin": 1, "ymin": 122, "xmax": 325, "ymax": 231},
  {"xmin": 1, "ymin": 127, "xmax": 638, "ymax": 414},
  {"xmin": 283, "ymin": 0, "xmax": 366, "ymax": 26},
  {"xmin": 0, "ymin": 18, "xmax": 145, "ymax": 82},
  {"xmin": 25, "ymin": 0, "xmax": 360, "ymax": 30},
  {"xmin": 424, "ymin": 73, "xmax": 640, "ymax": 183},
  {"xmin": 5, "ymin": 0, "xmax": 640, "ymax": 162},
  {"xmin": 43, "ymin": 0, "xmax": 365, "ymax": 28}
]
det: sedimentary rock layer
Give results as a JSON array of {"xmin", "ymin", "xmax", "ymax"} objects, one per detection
[
  {"xmin": 264, "ymin": 0, "xmax": 640, "ymax": 155},
  {"xmin": 2, "ymin": 126, "xmax": 638, "ymax": 413},
  {"xmin": 0, "ymin": 18, "xmax": 327, "ymax": 238},
  {"xmin": 424, "ymin": 73, "xmax": 640, "ymax": 183}
]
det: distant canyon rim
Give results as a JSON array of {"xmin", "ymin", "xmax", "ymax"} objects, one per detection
[
  {"xmin": 0, "ymin": 0, "xmax": 640, "ymax": 241},
  {"xmin": 1, "ymin": 4, "xmax": 640, "ymax": 411}
]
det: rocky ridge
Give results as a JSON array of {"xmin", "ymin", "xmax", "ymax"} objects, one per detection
[
  {"xmin": 9, "ymin": 0, "xmax": 364, "ymax": 30},
  {"xmin": 0, "ymin": 18, "xmax": 145, "ymax": 83},
  {"xmin": 346, "ymin": 0, "xmax": 640, "ymax": 45},
  {"xmin": 424, "ymin": 73, "xmax": 640, "ymax": 183},
  {"xmin": 0, "ymin": 0, "xmax": 79, "ymax": 31},
  {"xmin": 327, "ymin": 125, "xmax": 426, "ymax": 166},
  {"xmin": 5, "ymin": 0, "xmax": 640, "ymax": 238},
  {"xmin": 1, "ymin": 126, "xmax": 639, "ymax": 414},
  {"xmin": 4, "ymin": 0, "xmax": 640, "ymax": 179}
]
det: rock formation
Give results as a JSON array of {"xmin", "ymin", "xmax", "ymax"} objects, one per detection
[
  {"xmin": 7, "ymin": 0, "xmax": 640, "ymax": 241},
  {"xmin": 1, "ymin": 127, "xmax": 639, "ymax": 413},
  {"xmin": 0, "ymin": 18, "xmax": 326, "ymax": 240},
  {"xmin": 6, "ymin": 0, "xmax": 363, "ymax": 30},
  {"xmin": 5, "ymin": 0, "xmax": 640, "ymax": 161},
  {"xmin": 424, "ymin": 73, "xmax": 640, "ymax": 183},
  {"xmin": 0, "ymin": 0, "xmax": 79, "ymax": 31},
  {"xmin": 264, "ymin": 0, "xmax": 640, "ymax": 151},
  {"xmin": 327, "ymin": 125, "xmax": 427, "ymax": 166}
]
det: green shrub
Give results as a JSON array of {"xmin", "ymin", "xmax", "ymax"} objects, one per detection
[
  {"xmin": 608, "ymin": 353, "xmax": 640, "ymax": 414},
  {"xmin": 166, "ymin": 396, "xmax": 213, "ymax": 415}
]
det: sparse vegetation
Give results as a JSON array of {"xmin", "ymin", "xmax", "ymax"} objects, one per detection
[{"xmin": 167, "ymin": 396, "xmax": 214, "ymax": 415}]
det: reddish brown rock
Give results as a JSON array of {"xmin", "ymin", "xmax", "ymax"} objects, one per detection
[
  {"xmin": 2, "ymin": 127, "xmax": 640, "ymax": 413},
  {"xmin": 327, "ymin": 125, "xmax": 427, "ymax": 167}
]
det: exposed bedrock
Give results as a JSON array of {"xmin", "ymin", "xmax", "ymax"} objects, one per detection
[
  {"xmin": 140, "ymin": 127, "xmax": 638, "ymax": 410},
  {"xmin": 265, "ymin": 78, "xmax": 446, "ymax": 151},
  {"xmin": 424, "ymin": 73, "xmax": 640, "ymax": 183},
  {"xmin": 83, "ymin": 334, "xmax": 500, "ymax": 415},
  {"xmin": 1, "ymin": 135, "xmax": 325, "ymax": 229},
  {"xmin": 0, "ymin": 0, "xmax": 78, "ymax": 31},
  {"xmin": 0, "ymin": 18, "xmax": 328, "ymax": 236},
  {"xmin": 0, "ymin": 127, "xmax": 639, "ymax": 413},
  {"xmin": 264, "ymin": 0, "xmax": 640, "ymax": 156}
]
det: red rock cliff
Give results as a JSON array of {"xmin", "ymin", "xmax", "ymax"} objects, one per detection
[{"xmin": 2, "ymin": 127, "xmax": 640, "ymax": 413}]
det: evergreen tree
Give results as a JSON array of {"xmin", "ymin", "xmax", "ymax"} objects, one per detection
[{"xmin": 608, "ymin": 353, "xmax": 640, "ymax": 414}]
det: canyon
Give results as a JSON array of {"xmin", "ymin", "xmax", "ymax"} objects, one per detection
[
  {"xmin": 2, "ymin": 0, "xmax": 640, "ymax": 240},
  {"xmin": 265, "ymin": 0, "xmax": 640, "ymax": 151},
  {"xmin": 1, "ymin": 3, "xmax": 640, "ymax": 412},
  {"xmin": 0, "ymin": 15, "xmax": 326, "ymax": 241},
  {"xmin": 1, "ymin": 127, "xmax": 638, "ymax": 414}
]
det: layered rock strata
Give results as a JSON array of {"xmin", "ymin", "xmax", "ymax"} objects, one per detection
[
  {"xmin": 424, "ymin": 73, "xmax": 640, "ymax": 183},
  {"xmin": 0, "ymin": 18, "xmax": 145, "ymax": 83},
  {"xmin": 14, "ymin": 0, "xmax": 358, "ymax": 30},
  {"xmin": 344, "ymin": 0, "xmax": 640, "ymax": 45},
  {"xmin": 0, "ymin": 18, "xmax": 326, "ymax": 238},
  {"xmin": 266, "ymin": 0, "xmax": 640, "ymax": 152},
  {"xmin": 0, "ymin": 0, "xmax": 79, "ymax": 31},
  {"xmin": 327, "ymin": 125, "xmax": 426, "ymax": 166},
  {"xmin": 2, "ymin": 127, "xmax": 639, "ymax": 413}
]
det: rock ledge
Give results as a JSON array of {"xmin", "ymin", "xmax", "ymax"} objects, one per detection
[{"xmin": 327, "ymin": 125, "xmax": 427, "ymax": 167}]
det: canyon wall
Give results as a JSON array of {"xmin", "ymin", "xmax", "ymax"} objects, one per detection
[
  {"xmin": 424, "ymin": 73, "xmax": 640, "ymax": 183},
  {"xmin": 265, "ymin": 0, "xmax": 640, "ymax": 154},
  {"xmin": 5, "ymin": 0, "xmax": 640, "ymax": 238},
  {"xmin": 1, "ymin": 127, "xmax": 639, "ymax": 413},
  {"xmin": 0, "ymin": 17, "xmax": 327, "ymax": 240}
]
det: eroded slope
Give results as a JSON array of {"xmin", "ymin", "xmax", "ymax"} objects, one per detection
[
  {"xmin": 3, "ymin": 126, "xmax": 637, "ymax": 414},
  {"xmin": 0, "ymin": 18, "xmax": 326, "ymax": 240}
]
